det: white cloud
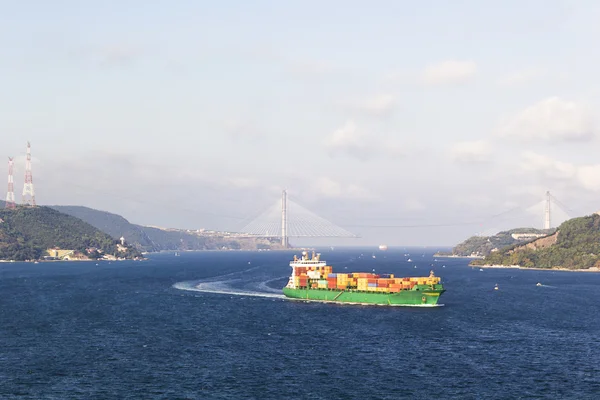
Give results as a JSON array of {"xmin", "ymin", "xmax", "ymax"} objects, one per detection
[
  {"xmin": 520, "ymin": 151, "xmax": 576, "ymax": 180},
  {"xmin": 344, "ymin": 94, "xmax": 396, "ymax": 117},
  {"xmin": 421, "ymin": 60, "xmax": 478, "ymax": 86},
  {"xmin": 577, "ymin": 165, "xmax": 600, "ymax": 191},
  {"xmin": 324, "ymin": 120, "xmax": 374, "ymax": 160},
  {"xmin": 313, "ymin": 177, "xmax": 376, "ymax": 201},
  {"xmin": 324, "ymin": 120, "xmax": 407, "ymax": 160},
  {"xmin": 450, "ymin": 140, "xmax": 492, "ymax": 164},
  {"xmin": 519, "ymin": 151, "xmax": 600, "ymax": 192},
  {"xmin": 497, "ymin": 97, "xmax": 596, "ymax": 142}
]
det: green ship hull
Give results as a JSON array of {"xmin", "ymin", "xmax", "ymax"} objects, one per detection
[{"xmin": 283, "ymin": 285, "xmax": 445, "ymax": 306}]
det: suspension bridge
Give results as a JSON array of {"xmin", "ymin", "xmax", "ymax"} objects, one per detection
[
  {"xmin": 239, "ymin": 190, "xmax": 357, "ymax": 247},
  {"xmin": 237, "ymin": 190, "xmax": 579, "ymax": 247}
]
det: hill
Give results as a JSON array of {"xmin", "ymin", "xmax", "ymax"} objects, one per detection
[
  {"xmin": 472, "ymin": 214, "xmax": 600, "ymax": 270},
  {"xmin": 0, "ymin": 206, "xmax": 141, "ymax": 261},
  {"xmin": 449, "ymin": 227, "xmax": 555, "ymax": 257},
  {"xmin": 51, "ymin": 205, "xmax": 283, "ymax": 252},
  {"xmin": 51, "ymin": 206, "xmax": 158, "ymax": 251}
]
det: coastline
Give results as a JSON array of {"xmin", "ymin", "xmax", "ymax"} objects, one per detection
[
  {"xmin": 474, "ymin": 264, "xmax": 600, "ymax": 273},
  {"xmin": 0, "ymin": 258, "xmax": 144, "ymax": 263},
  {"xmin": 142, "ymin": 248, "xmax": 312, "ymax": 254},
  {"xmin": 434, "ymin": 254, "xmax": 484, "ymax": 259}
]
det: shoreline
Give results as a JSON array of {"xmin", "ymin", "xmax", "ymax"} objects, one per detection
[
  {"xmin": 434, "ymin": 254, "xmax": 484, "ymax": 259},
  {"xmin": 142, "ymin": 248, "xmax": 313, "ymax": 254},
  {"xmin": 473, "ymin": 264, "xmax": 600, "ymax": 273},
  {"xmin": 0, "ymin": 258, "xmax": 144, "ymax": 263}
]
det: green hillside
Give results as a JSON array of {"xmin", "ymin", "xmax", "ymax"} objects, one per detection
[
  {"xmin": 451, "ymin": 227, "xmax": 555, "ymax": 257},
  {"xmin": 51, "ymin": 206, "xmax": 158, "ymax": 251},
  {"xmin": 50, "ymin": 205, "xmax": 215, "ymax": 251},
  {"xmin": 51, "ymin": 205, "xmax": 283, "ymax": 251},
  {"xmin": 472, "ymin": 214, "xmax": 600, "ymax": 270},
  {"xmin": 0, "ymin": 206, "xmax": 141, "ymax": 261}
]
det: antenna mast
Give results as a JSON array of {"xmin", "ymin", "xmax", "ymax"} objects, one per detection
[
  {"xmin": 5, "ymin": 157, "xmax": 15, "ymax": 209},
  {"xmin": 22, "ymin": 141, "xmax": 36, "ymax": 206}
]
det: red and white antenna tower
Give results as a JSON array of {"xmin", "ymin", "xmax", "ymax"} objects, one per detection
[
  {"xmin": 5, "ymin": 157, "xmax": 16, "ymax": 209},
  {"xmin": 22, "ymin": 141, "xmax": 36, "ymax": 206}
]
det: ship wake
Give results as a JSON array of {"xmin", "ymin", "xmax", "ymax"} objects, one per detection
[{"xmin": 173, "ymin": 277, "xmax": 286, "ymax": 299}]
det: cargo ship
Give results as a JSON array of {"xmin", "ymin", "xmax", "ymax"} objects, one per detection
[{"xmin": 282, "ymin": 252, "xmax": 445, "ymax": 306}]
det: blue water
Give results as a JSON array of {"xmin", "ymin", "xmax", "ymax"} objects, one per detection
[{"xmin": 1, "ymin": 249, "xmax": 600, "ymax": 399}]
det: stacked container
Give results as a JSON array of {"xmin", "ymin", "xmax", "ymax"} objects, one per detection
[{"xmin": 290, "ymin": 260, "xmax": 439, "ymax": 292}]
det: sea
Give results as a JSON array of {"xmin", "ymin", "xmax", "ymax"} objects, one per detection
[{"xmin": 1, "ymin": 249, "xmax": 600, "ymax": 399}]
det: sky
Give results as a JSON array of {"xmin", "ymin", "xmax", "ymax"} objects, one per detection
[{"xmin": 1, "ymin": 0, "xmax": 600, "ymax": 246}]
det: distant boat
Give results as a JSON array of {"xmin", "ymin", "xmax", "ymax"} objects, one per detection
[
  {"xmin": 494, "ymin": 284, "xmax": 499, "ymax": 290},
  {"xmin": 378, "ymin": 244, "xmax": 388, "ymax": 251},
  {"xmin": 372, "ymin": 254, "xmax": 376, "ymax": 259},
  {"xmin": 175, "ymin": 252, "xmax": 180, "ymax": 257},
  {"xmin": 536, "ymin": 282, "xmax": 542, "ymax": 287},
  {"xmin": 407, "ymin": 258, "xmax": 412, "ymax": 262},
  {"xmin": 479, "ymin": 269, "xmax": 484, "ymax": 272}
]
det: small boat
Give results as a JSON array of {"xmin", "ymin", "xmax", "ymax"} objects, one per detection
[
  {"xmin": 175, "ymin": 252, "xmax": 180, "ymax": 257},
  {"xmin": 407, "ymin": 258, "xmax": 412, "ymax": 262},
  {"xmin": 536, "ymin": 282, "xmax": 542, "ymax": 287},
  {"xmin": 479, "ymin": 269, "xmax": 484, "ymax": 272},
  {"xmin": 494, "ymin": 284, "xmax": 499, "ymax": 290}
]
